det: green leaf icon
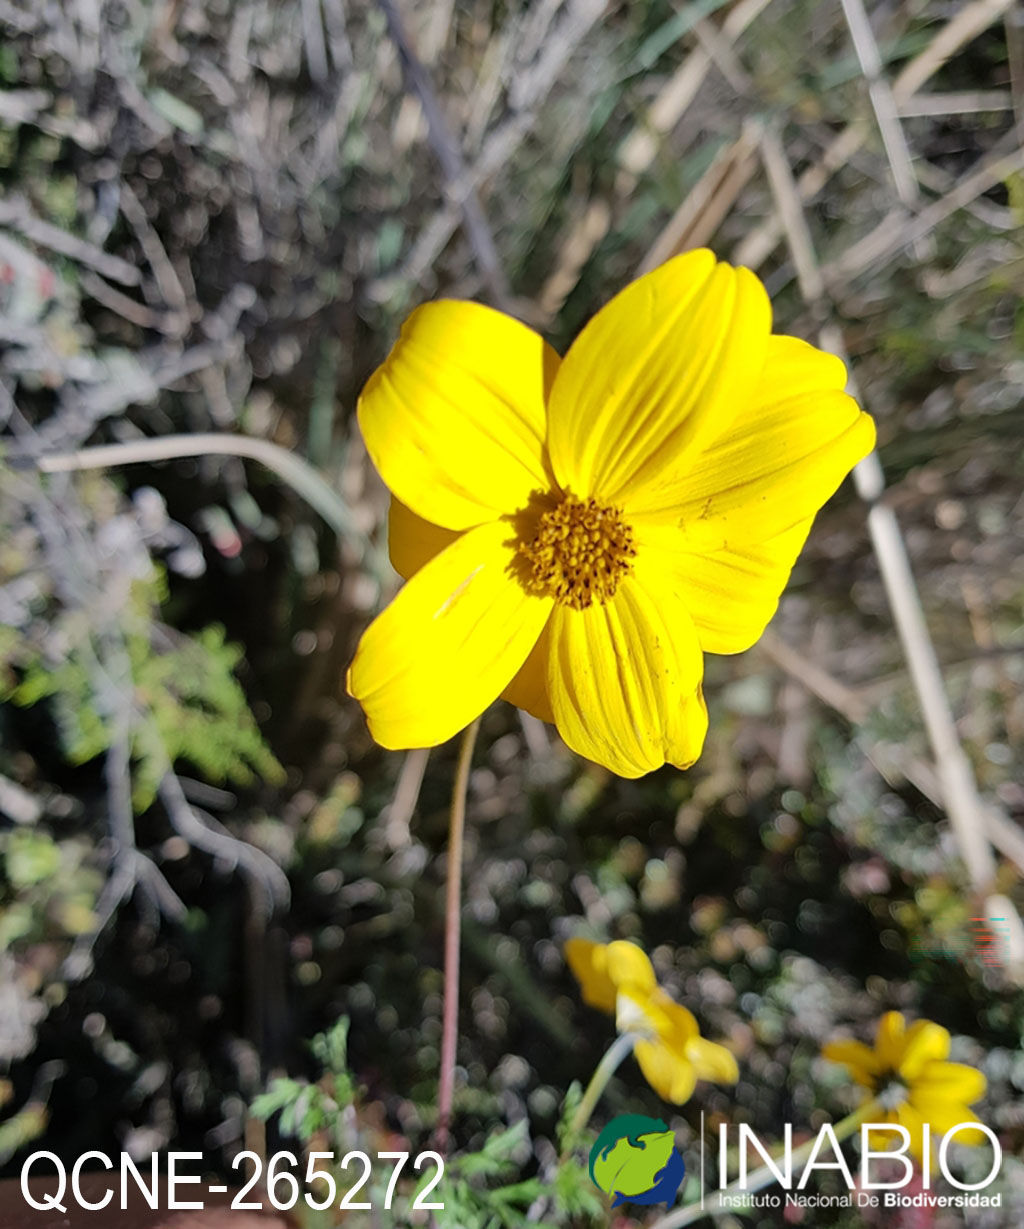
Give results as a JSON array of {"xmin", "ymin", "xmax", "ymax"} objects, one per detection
[{"xmin": 592, "ymin": 1129, "xmax": 676, "ymax": 1198}]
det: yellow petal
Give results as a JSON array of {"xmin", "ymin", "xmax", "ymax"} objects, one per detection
[
  {"xmin": 616, "ymin": 986, "xmax": 669, "ymax": 1039},
  {"xmin": 635, "ymin": 517, "xmax": 813, "ymax": 655},
  {"xmin": 898, "ymin": 1020, "xmax": 950, "ymax": 1080},
  {"xmin": 821, "ymin": 1039, "xmax": 883, "ymax": 1088},
  {"xmin": 911, "ymin": 1062, "xmax": 986, "ymax": 1106},
  {"xmin": 685, "ymin": 1035, "xmax": 740, "ymax": 1085},
  {"xmin": 546, "ymin": 250, "xmax": 771, "ymax": 506},
  {"xmin": 907, "ymin": 1097, "xmax": 986, "ymax": 1145},
  {"xmin": 894, "ymin": 1102, "xmax": 930, "ymax": 1165},
  {"xmin": 646, "ymin": 335, "xmax": 875, "ymax": 535},
  {"xmin": 358, "ymin": 300, "xmax": 559, "ymax": 530},
  {"xmin": 545, "ymin": 566, "xmax": 707, "ymax": 778},
  {"xmin": 875, "ymin": 1012, "xmax": 907, "ymax": 1071},
  {"xmin": 347, "ymin": 520, "xmax": 552, "ymax": 748},
  {"xmin": 501, "ymin": 620, "xmax": 555, "ymax": 723},
  {"xmin": 647, "ymin": 991, "xmax": 738, "ymax": 1084},
  {"xmin": 564, "ymin": 938, "xmax": 616, "ymax": 1014},
  {"xmin": 862, "ymin": 1109, "xmax": 902, "ymax": 1158},
  {"xmin": 388, "ymin": 496, "xmax": 460, "ymax": 580},
  {"xmin": 606, "ymin": 941, "xmax": 657, "ymax": 993},
  {"xmin": 634, "ymin": 1038, "xmax": 698, "ymax": 1104},
  {"xmin": 649, "ymin": 989, "xmax": 698, "ymax": 1043}
]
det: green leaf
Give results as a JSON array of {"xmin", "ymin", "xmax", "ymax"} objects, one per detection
[
  {"xmin": 592, "ymin": 1130, "xmax": 675, "ymax": 1199},
  {"xmin": 4, "ymin": 830, "xmax": 61, "ymax": 889},
  {"xmin": 250, "ymin": 1078, "xmax": 303, "ymax": 1121}
]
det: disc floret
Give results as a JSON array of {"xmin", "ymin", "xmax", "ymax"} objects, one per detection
[{"xmin": 519, "ymin": 493, "xmax": 637, "ymax": 609}]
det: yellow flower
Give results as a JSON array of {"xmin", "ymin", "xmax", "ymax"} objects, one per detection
[
  {"xmin": 565, "ymin": 937, "xmax": 739, "ymax": 1104},
  {"xmin": 347, "ymin": 250, "xmax": 875, "ymax": 776},
  {"xmin": 822, "ymin": 1011, "xmax": 988, "ymax": 1162}
]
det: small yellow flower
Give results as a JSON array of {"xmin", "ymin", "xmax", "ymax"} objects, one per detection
[
  {"xmin": 822, "ymin": 1011, "xmax": 988, "ymax": 1162},
  {"xmin": 348, "ymin": 250, "xmax": 875, "ymax": 776},
  {"xmin": 565, "ymin": 937, "xmax": 739, "ymax": 1104}
]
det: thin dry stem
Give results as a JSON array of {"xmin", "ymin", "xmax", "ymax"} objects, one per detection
[
  {"xmin": 757, "ymin": 125, "xmax": 1002, "ymax": 898},
  {"xmin": 0, "ymin": 194, "xmax": 141, "ymax": 285},
  {"xmin": 536, "ymin": 199, "xmax": 612, "ymax": 324},
  {"xmin": 894, "ymin": 0, "xmax": 1017, "ymax": 98},
  {"xmin": 824, "ymin": 140, "xmax": 1024, "ymax": 286},
  {"xmin": 384, "ymin": 747, "xmax": 430, "ymax": 851},
  {"xmin": 436, "ymin": 717, "xmax": 481, "ymax": 1153},
  {"xmin": 638, "ymin": 120, "xmax": 762, "ymax": 275},
  {"xmin": 118, "ymin": 180, "xmax": 190, "ymax": 327},
  {"xmin": 897, "ymin": 89, "xmax": 1013, "ymax": 116},
  {"xmin": 378, "ymin": 0, "xmax": 513, "ymax": 311},
  {"xmin": 839, "ymin": 0, "xmax": 930, "ymax": 259},
  {"xmin": 617, "ymin": 0, "xmax": 773, "ymax": 180},
  {"xmin": 733, "ymin": 0, "xmax": 1018, "ymax": 270},
  {"xmin": 369, "ymin": 0, "xmax": 606, "ymax": 300},
  {"xmin": 757, "ymin": 629, "xmax": 869, "ymax": 725},
  {"xmin": 33, "ymin": 433, "xmax": 364, "ymax": 548}
]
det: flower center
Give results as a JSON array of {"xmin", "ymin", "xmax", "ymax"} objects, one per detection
[
  {"xmin": 518, "ymin": 493, "xmax": 636, "ymax": 609},
  {"xmin": 615, "ymin": 990, "xmax": 661, "ymax": 1041}
]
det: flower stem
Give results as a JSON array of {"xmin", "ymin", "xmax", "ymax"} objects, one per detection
[
  {"xmin": 435, "ymin": 717, "xmax": 481, "ymax": 1153},
  {"xmin": 560, "ymin": 1030, "xmax": 641, "ymax": 1162},
  {"xmin": 34, "ymin": 434, "xmax": 365, "ymax": 550},
  {"xmin": 647, "ymin": 1098, "xmax": 883, "ymax": 1229}
]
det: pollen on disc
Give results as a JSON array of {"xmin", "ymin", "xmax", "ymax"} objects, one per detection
[{"xmin": 518, "ymin": 493, "xmax": 637, "ymax": 609}]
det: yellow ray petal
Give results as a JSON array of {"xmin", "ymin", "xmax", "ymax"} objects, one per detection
[
  {"xmin": 546, "ymin": 250, "xmax": 771, "ymax": 507},
  {"xmin": 564, "ymin": 938, "xmax": 616, "ymax": 1014},
  {"xmin": 634, "ymin": 1038, "xmax": 698, "ymax": 1104},
  {"xmin": 821, "ymin": 1039, "xmax": 883, "ymax": 1087},
  {"xmin": 875, "ymin": 1012, "xmax": 907, "ymax": 1071},
  {"xmin": 388, "ymin": 496, "xmax": 461, "ymax": 580},
  {"xmin": 501, "ymin": 619, "xmax": 555, "ymax": 723},
  {"xmin": 635, "ymin": 517, "xmax": 813, "ymax": 655},
  {"xmin": 641, "ymin": 335, "xmax": 874, "ymax": 534},
  {"xmin": 862, "ymin": 1109, "xmax": 902, "ymax": 1160},
  {"xmin": 894, "ymin": 1102, "xmax": 930, "ymax": 1164},
  {"xmin": 898, "ymin": 1020, "xmax": 950, "ymax": 1080},
  {"xmin": 606, "ymin": 941, "xmax": 658, "ymax": 993},
  {"xmin": 347, "ymin": 520, "xmax": 552, "ymax": 748},
  {"xmin": 911, "ymin": 1062, "xmax": 986, "ymax": 1106},
  {"xmin": 545, "ymin": 568, "xmax": 706, "ymax": 778},
  {"xmin": 358, "ymin": 300, "xmax": 559, "ymax": 530},
  {"xmin": 649, "ymin": 989, "xmax": 699, "ymax": 1044},
  {"xmin": 685, "ymin": 1035, "xmax": 740, "ymax": 1085},
  {"xmin": 907, "ymin": 1098, "xmax": 986, "ymax": 1145}
]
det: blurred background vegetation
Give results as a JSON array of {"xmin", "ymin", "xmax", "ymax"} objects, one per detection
[{"xmin": 1, "ymin": 0, "xmax": 1023, "ymax": 1225}]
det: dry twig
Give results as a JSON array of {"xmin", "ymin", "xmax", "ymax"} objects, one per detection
[
  {"xmin": 0, "ymin": 195, "xmax": 141, "ymax": 286},
  {"xmin": 733, "ymin": 0, "xmax": 1019, "ymax": 270},
  {"xmin": 758, "ymin": 123, "xmax": 1005, "ymax": 904},
  {"xmin": 33, "ymin": 433, "xmax": 365, "ymax": 548},
  {"xmin": 378, "ymin": 0, "xmax": 513, "ymax": 311}
]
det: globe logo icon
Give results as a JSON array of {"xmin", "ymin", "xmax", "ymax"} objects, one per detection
[{"xmin": 588, "ymin": 1114, "xmax": 687, "ymax": 1208}]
